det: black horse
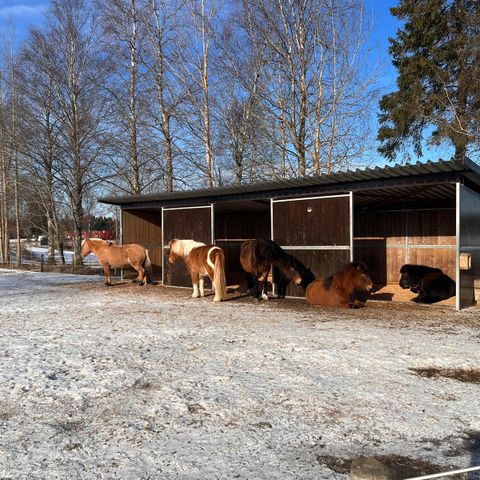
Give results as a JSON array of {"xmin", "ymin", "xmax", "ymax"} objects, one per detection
[
  {"xmin": 274, "ymin": 255, "xmax": 316, "ymax": 298},
  {"xmin": 240, "ymin": 238, "xmax": 314, "ymax": 300},
  {"xmin": 399, "ymin": 264, "xmax": 455, "ymax": 304}
]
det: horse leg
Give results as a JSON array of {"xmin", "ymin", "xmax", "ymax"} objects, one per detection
[
  {"xmin": 191, "ymin": 272, "xmax": 200, "ymax": 298},
  {"xmin": 260, "ymin": 267, "xmax": 269, "ymax": 301},
  {"xmin": 132, "ymin": 264, "xmax": 146, "ymax": 286},
  {"xmin": 199, "ymin": 277, "xmax": 205, "ymax": 297},
  {"xmin": 252, "ymin": 276, "xmax": 261, "ymax": 301},
  {"xmin": 102, "ymin": 264, "xmax": 112, "ymax": 286}
]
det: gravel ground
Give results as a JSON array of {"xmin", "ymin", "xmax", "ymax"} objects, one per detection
[{"xmin": 0, "ymin": 269, "xmax": 479, "ymax": 480}]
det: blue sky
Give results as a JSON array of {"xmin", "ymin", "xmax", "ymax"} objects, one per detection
[
  {"xmin": 0, "ymin": 0, "xmax": 454, "ymax": 166},
  {"xmin": 0, "ymin": 0, "xmax": 47, "ymax": 42}
]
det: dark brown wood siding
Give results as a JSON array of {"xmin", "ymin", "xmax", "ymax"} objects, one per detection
[
  {"xmin": 354, "ymin": 209, "xmax": 456, "ymax": 285},
  {"xmin": 273, "ymin": 196, "xmax": 350, "ymax": 246},
  {"xmin": 122, "ymin": 209, "xmax": 162, "ymax": 280},
  {"xmin": 459, "ymin": 185, "xmax": 480, "ymax": 308},
  {"xmin": 163, "ymin": 206, "xmax": 212, "ymax": 287},
  {"xmin": 273, "ymin": 195, "xmax": 351, "ymax": 297},
  {"xmin": 215, "ymin": 211, "xmax": 270, "ymax": 287}
]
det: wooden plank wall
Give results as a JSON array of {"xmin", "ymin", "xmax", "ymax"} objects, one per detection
[
  {"xmin": 215, "ymin": 211, "xmax": 270, "ymax": 288},
  {"xmin": 163, "ymin": 207, "xmax": 212, "ymax": 287},
  {"xmin": 459, "ymin": 186, "xmax": 480, "ymax": 308},
  {"xmin": 354, "ymin": 209, "xmax": 456, "ymax": 285},
  {"xmin": 273, "ymin": 196, "xmax": 351, "ymax": 297},
  {"xmin": 122, "ymin": 209, "xmax": 162, "ymax": 280}
]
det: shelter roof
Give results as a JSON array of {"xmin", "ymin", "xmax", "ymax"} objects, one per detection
[{"xmin": 99, "ymin": 156, "xmax": 480, "ymax": 209}]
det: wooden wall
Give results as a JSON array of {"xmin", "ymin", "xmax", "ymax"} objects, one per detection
[
  {"xmin": 273, "ymin": 195, "xmax": 351, "ymax": 297},
  {"xmin": 163, "ymin": 207, "xmax": 212, "ymax": 287},
  {"xmin": 459, "ymin": 185, "xmax": 480, "ymax": 308},
  {"xmin": 122, "ymin": 209, "xmax": 162, "ymax": 280},
  {"xmin": 354, "ymin": 209, "xmax": 456, "ymax": 285},
  {"xmin": 215, "ymin": 211, "xmax": 270, "ymax": 287}
]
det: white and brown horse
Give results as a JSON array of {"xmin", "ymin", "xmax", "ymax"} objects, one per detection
[
  {"xmin": 81, "ymin": 238, "xmax": 154, "ymax": 286},
  {"xmin": 168, "ymin": 239, "xmax": 227, "ymax": 302}
]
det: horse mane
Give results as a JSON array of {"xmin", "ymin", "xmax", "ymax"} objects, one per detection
[
  {"xmin": 171, "ymin": 239, "xmax": 206, "ymax": 257},
  {"xmin": 323, "ymin": 275, "xmax": 334, "ymax": 290},
  {"xmin": 262, "ymin": 239, "xmax": 285, "ymax": 262}
]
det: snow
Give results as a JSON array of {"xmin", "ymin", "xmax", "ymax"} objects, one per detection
[
  {"xmin": 0, "ymin": 268, "xmax": 479, "ymax": 479},
  {"xmin": 23, "ymin": 245, "xmax": 98, "ymax": 264}
]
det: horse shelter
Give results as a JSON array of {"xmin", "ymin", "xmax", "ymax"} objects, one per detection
[{"xmin": 99, "ymin": 157, "xmax": 480, "ymax": 310}]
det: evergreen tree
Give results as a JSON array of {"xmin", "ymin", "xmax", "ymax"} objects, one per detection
[{"xmin": 378, "ymin": 0, "xmax": 480, "ymax": 160}]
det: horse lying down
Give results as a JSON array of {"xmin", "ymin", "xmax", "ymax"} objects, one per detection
[
  {"xmin": 306, "ymin": 262, "xmax": 373, "ymax": 308},
  {"xmin": 399, "ymin": 264, "xmax": 455, "ymax": 304}
]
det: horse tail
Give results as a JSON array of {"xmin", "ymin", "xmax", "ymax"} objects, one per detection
[
  {"xmin": 213, "ymin": 248, "xmax": 227, "ymax": 302},
  {"xmin": 144, "ymin": 249, "xmax": 155, "ymax": 284}
]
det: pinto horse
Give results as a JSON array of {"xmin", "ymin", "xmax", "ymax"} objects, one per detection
[
  {"xmin": 306, "ymin": 262, "xmax": 373, "ymax": 308},
  {"xmin": 81, "ymin": 238, "xmax": 154, "ymax": 286},
  {"xmin": 240, "ymin": 238, "xmax": 312, "ymax": 300},
  {"xmin": 168, "ymin": 239, "xmax": 227, "ymax": 302}
]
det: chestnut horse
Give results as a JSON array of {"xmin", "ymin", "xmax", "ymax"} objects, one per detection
[
  {"xmin": 168, "ymin": 239, "xmax": 227, "ymax": 302},
  {"xmin": 306, "ymin": 262, "xmax": 373, "ymax": 308},
  {"xmin": 240, "ymin": 238, "xmax": 313, "ymax": 300},
  {"xmin": 81, "ymin": 238, "xmax": 154, "ymax": 286}
]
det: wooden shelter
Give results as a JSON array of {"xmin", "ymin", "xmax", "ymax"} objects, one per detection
[{"xmin": 99, "ymin": 157, "xmax": 480, "ymax": 310}]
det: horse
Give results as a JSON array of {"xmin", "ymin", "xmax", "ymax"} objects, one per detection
[
  {"xmin": 240, "ymin": 238, "xmax": 313, "ymax": 300},
  {"xmin": 399, "ymin": 264, "xmax": 456, "ymax": 303},
  {"xmin": 168, "ymin": 239, "xmax": 227, "ymax": 302},
  {"xmin": 306, "ymin": 262, "xmax": 373, "ymax": 308},
  {"xmin": 81, "ymin": 238, "xmax": 154, "ymax": 286}
]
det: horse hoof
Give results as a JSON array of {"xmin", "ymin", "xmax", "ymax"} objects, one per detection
[{"xmin": 261, "ymin": 293, "xmax": 269, "ymax": 301}]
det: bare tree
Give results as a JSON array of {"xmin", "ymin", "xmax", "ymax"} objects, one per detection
[
  {"xmin": 0, "ymin": 70, "xmax": 9, "ymax": 262},
  {"xmin": 19, "ymin": 26, "xmax": 68, "ymax": 264},
  {"xmin": 145, "ymin": 0, "xmax": 186, "ymax": 192},
  {"xmin": 48, "ymin": 0, "xmax": 108, "ymax": 266},
  {"xmin": 98, "ymin": 0, "xmax": 149, "ymax": 194}
]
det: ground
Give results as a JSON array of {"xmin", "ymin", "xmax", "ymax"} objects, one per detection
[{"xmin": 0, "ymin": 269, "xmax": 479, "ymax": 480}]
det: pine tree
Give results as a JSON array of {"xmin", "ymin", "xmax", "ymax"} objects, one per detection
[{"xmin": 378, "ymin": 0, "xmax": 480, "ymax": 160}]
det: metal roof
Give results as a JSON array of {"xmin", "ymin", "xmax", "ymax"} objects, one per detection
[{"xmin": 99, "ymin": 157, "xmax": 480, "ymax": 208}]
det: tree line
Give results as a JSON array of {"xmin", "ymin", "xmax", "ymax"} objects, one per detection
[{"xmin": 0, "ymin": 0, "xmax": 478, "ymax": 266}]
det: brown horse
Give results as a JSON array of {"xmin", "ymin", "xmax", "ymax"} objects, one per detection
[
  {"xmin": 81, "ymin": 238, "xmax": 154, "ymax": 286},
  {"xmin": 240, "ymin": 238, "xmax": 312, "ymax": 300},
  {"xmin": 168, "ymin": 239, "xmax": 227, "ymax": 302},
  {"xmin": 306, "ymin": 262, "xmax": 373, "ymax": 308}
]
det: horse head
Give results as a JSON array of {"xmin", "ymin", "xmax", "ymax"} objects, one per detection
[
  {"xmin": 81, "ymin": 239, "xmax": 91, "ymax": 257},
  {"xmin": 168, "ymin": 239, "xmax": 180, "ymax": 264},
  {"xmin": 280, "ymin": 255, "xmax": 303, "ymax": 285},
  {"xmin": 353, "ymin": 271, "xmax": 373, "ymax": 292}
]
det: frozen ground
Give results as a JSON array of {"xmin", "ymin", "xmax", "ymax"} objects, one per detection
[{"xmin": 0, "ymin": 268, "xmax": 479, "ymax": 479}]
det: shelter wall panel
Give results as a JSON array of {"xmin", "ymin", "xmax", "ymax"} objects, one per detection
[
  {"xmin": 353, "ymin": 242, "xmax": 405, "ymax": 284},
  {"xmin": 407, "ymin": 248, "xmax": 455, "ymax": 279},
  {"xmin": 273, "ymin": 197, "xmax": 350, "ymax": 246},
  {"xmin": 281, "ymin": 249, "xmax": 350, "ymax": 297},
  {"xmin": 122, "ymin": 209, "xmax": 162, "ymax": 280},
  {"xmin": 459, "ymin": 186, "xmax": 480, "ymax": 308},
  {"xmin": 354, "ymin": 211, "xmax": 406, "ymax": 245},
  {"xmin": 215, "ymin": 212, "xmax": 270, "ymax": 240},
  {"xmin": 163, "ymin": 207, "xmax": 212, "ymax": 287},
  {"xmin": 407, "ymin": 210, "xmax": 455, "ymax": 245},
  {"xmin": 216, "ymin": 242, "xmax": 247, "ymax": 288}
]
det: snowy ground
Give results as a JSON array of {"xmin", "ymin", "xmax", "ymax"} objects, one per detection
[{"xmin": 0, "ymin": 269, "xmax": 479, "ymax": 479}]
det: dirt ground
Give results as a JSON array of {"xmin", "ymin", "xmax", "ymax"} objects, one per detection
[{"xmin": 0, "ymin": 269, "xmax": 479, "ymax": 479}]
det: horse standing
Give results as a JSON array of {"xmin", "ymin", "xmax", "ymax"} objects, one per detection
[
  {"xmin": 306, "ymin": 262, "xmax": 373, "ymax": 308},
  {"xmin": 168, "ymin": 239, "xmax": 227, "ymax": 302},
  {"xmin": 81, "ymin": 238, "xmax": 154, "ymax": 286},
  {"xmin": 240, "ymin": 238, "xmax": 312, "ymax": 300}
]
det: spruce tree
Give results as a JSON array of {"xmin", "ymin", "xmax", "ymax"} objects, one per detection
[{"xmin": 378, "ymin": 0, "xmax": 480, "ymax": 160}]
